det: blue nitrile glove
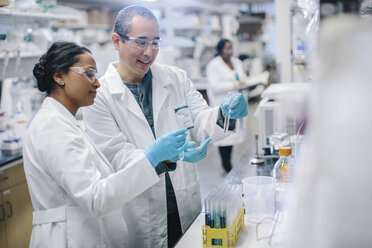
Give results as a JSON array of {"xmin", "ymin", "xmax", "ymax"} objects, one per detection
[
  {"xmin": 170, "ymin": 136, "xmax": 212, "ymax": 163},
  {"xmin": 145, "ymin": 128, "xmax": 189, "ymax": 167},
  {"xmin": 220, "ymin": 93, "xmax": 248, "ymax": 119}
]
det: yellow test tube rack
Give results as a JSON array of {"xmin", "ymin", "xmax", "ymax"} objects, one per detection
[{"xmin": 202, "ymin": 208, "xmax": 244, "ymax": 248}]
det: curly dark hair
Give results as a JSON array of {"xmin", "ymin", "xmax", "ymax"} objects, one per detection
[{"xmin": 33, "ymin": 41, "xmax": 91, "ymax": 95}]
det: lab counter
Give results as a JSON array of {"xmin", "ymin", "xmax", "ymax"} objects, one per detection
[
  {"xmin": 175, "ymin": 212, "xmax": 286, "ymax": 248},
  {"xmin": 176, "ymin": 145, "xmax": 283, "ymax": 248},
  {"xmin": 0, "ymin": 152, "xmax": 23, "ymax": 170}
]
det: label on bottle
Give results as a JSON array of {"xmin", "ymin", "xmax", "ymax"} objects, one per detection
[{"xmin": 280, "ymin": 163, "xmax": 291, "ymax": 182}]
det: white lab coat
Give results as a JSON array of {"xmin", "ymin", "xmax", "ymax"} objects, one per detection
[
  {"xmin": 23, "ymin": 97, "xmax": 160, "ymax": 248},
  {"xmin": 83, "ymin": 62, "xmax": 230, "ymax": 248},
  {"xmin": 206, "ymin": 56, "xmax": 248, "ymax": 146}
]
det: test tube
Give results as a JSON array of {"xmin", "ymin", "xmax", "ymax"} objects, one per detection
[
  {"xmin": 220, "ymin": 197, "xmax": 226, "ymax": 229},
  {"xmin": 223, "ymin": 92, "xmax": 234, "ymax": 133},
  {"xmin": 177, "ymin": 115, "xmax": 185, "ymax": 160},
  {"xmin": 214, "ymin": 198, "xmax": 221, "ymax": 229},
  {"xmin": 204, "ymin": 198, "xmax": 211, "ymax": 226}
]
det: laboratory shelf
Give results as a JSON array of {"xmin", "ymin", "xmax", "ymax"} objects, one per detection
[
  {"xmin": 52, "ymin": 23, "xmax": 112, "ymax": 30},
  {"xmin": 0, "ymin": 6, "xmax": 80, "ymax": 24},
  {"xmin": 0, "ymin": 51, "xmax": 43, "ymax": 80}
]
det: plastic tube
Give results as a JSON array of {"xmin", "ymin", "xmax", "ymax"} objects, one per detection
[
  {"xmin": 177, "ymin": 115, "xmax": 185, "ymax": 160},
  {"xmin": 223, "ymin": 92, "xmax": 234, "ymax": 133}
]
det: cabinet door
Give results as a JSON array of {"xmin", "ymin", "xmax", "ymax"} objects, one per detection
[
  {"xmin": 0, "ymin": 193, "xmax": 8, "ymax": 248},
  {"xmin": 0, "ymin": 162, "xmax": 25, "ymax": 191},
  {"xmin": 3, "ymin": 182, "xmax": 33, "ymax": 248}
]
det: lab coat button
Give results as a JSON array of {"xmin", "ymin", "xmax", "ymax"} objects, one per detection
[{"xmin": 160, "ymin": 233, "xmax": 166, "ymax": 238}]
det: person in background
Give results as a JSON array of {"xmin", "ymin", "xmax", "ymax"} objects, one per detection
[
  {"xmin": 24, "ymin": 41, "xmax": 191, "ymax": 247},
  {"xmin": 206, "ymin": 39, "xmax": 249, "ymax": 173},
  {"xmin": 83, "ymin": 5, "xmax": 248, "ymax": 248}
]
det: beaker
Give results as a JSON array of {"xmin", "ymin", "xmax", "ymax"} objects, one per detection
[{"xmin": 242, "ymin": 176, "xmax": 275, "ymax": 215}]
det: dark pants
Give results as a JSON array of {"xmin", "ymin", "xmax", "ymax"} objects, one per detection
[
  {"xmin": 165, "ymin": 173, "xmax": 183, "ymax": 248},
  {"xmin": 218, "ymin": 146, "xmax": 233, "ymax": 173},
  {"xmin": 167, "ymin": 211, "xmax": 182, "ymax": 248}
]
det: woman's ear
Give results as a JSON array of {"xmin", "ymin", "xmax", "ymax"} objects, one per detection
[{"xmin": 53, "ymin": 71, "xmax": 65, "ymax": 86}]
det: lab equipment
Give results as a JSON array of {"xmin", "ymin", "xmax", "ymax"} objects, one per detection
[
  {"xmin": 255, "ymin": 83, "xmax": 311, "ymax": 152},
  {"xmin": 270, "ymin": 132, "xmax": 290, "ymax": 152},
  {"xmin": 1, "ymin": 138, "xmax": 22, "ymax": 156},
  {"xmin": 272, "ymin": 147, "xmax": 295, "ymax": 184},
  {"xmin": 173, "ymin": 105, "xmax": 195, "ymax": 160},
  {"xmin": 173, "ymin": 105, "xmax": 194, "ymax": 130},
  {"xmin": 144, "ymin": 128, "xmax": 188, "ymax": 167},
  {"xmin": 272, "ymin": 147, "xmax": 295, "ymax": 212},
  {"xmin": 177, "ymin": 115, "xmax": 185, "ymax": 160},
  {"xmin": 223, "ymin": 92, "xmax": 234, "ymax": 133},
  {"xmin": 14, "ymin": 102, "xmax": 27, "ymax": 140},
  {"xmin": 202, "ymin": 184, "xmax": 244, "ymax": 247},
  {"xmin": 242, "ymin": 176, "xmax": 275, "ymax": 215},
  {"xmin": 249, "ymin": 134, "xmax": 265, "ymax": 165},
  {"xmin": 220, "ymin": 93, "xmax": 248, "ymax": 133}
]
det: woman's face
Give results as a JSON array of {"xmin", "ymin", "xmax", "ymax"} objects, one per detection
[
  {"xmin": 221, "ymin": 41, "xmax": 233, "ymax": 60},
  {"xmin": 62, "ymin": 52, "xmax": 100, "ymax": 111}
]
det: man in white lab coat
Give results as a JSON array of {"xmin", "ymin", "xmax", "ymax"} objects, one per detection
[{"xmin": 83, "ymin": 5, "xmax": 248, "ymax": 248}]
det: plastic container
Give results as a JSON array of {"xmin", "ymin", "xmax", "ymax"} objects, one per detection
[
  {"xmin": 241, "ymin": 176, "xmax": 275, "ymax": 215},
  {"xmin": 1, "ymin": 139, "xmax": 22, "ymax": 156},
  {"xmin": 272, "ymin": 147, "xmax": 295, "ymax": 211},
  {"xmin": 202, "ymin": 208, "xmax": 244, "ymax": 248},
  {"xmin": 272, "ymin": 147, "xmax": 295, "ymax": 183},
  {"xmin": 14, "ymin": 111, "xmax": 27, "ymax": 140}
]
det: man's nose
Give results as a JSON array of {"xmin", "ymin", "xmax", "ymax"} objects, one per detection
[{"xmin": 143, "ymin": 44, "xmax": 154, "ymax": 56}]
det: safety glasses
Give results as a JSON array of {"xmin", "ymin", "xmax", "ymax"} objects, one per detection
[
  {"xmin": 116, "ymin": 33, "xmax": 161, "ymax": 50},
  {"xmin": 69, "ymin": 67, "xmax": 98, "ymax": 83}
]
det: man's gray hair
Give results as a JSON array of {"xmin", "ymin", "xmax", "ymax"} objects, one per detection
[{"xmin": 114, "ymin": 5, "xmax": 159, "ymax": 35}]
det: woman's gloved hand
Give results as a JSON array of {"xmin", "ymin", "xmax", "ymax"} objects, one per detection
[
  {"xmin": 170, "ymin": 136, "xmax": 212, "ymax": 163},
  {"xmin": 220, "ymin": 93, "xmax": 248, "ymax": 119},
  {"xmin": 144, "ymin": 128, "xmax": 188, "ymax": 167}
]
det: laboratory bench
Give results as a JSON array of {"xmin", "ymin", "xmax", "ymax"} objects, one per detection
[
  {"xmin": 0, "ymin": 152, "xmax": 22, "ymax": 170},
  {"xmin": 175, "ymin": 147, "xmax": 285, "ymax": 248},
  {"xmin": 0, "ymin": 146, "xmax": 285, "ymax": 248}
]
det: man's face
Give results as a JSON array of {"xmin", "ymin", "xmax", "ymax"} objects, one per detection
[{"xmin": 115, "ymin": 15, "xmax": 160, "ymax": 82}]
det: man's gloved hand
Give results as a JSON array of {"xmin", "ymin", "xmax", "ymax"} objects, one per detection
[
  {"xmin": 145, "ymin": 128, "xmax": 188, "ymax": 167},
  {"xmin": 170, "ymin": 136, "xmax": 212, "ymax": 163},
  {"xmin": 220, "ymin": 93, "xmax": 248, "ymax": 119}
]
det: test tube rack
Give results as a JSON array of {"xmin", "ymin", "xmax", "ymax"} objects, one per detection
[{"xmin": 202, "ymin": 208, "xmax": 244, "ymax": 248}]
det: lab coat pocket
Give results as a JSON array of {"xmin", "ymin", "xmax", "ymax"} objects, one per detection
[
  {"xmin": 66, "ymin": 208, "xmax": 127, "ymax": 248},
  {"xmin": 66, "ymin": 216, "xmax": 102, "ymax": 248},
  {"xmin": 100, "ymin": 210, "xmax": 128, "ymax": 248}
]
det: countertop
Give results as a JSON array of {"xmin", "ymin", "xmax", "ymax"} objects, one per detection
[
  {"xmin": 176, "ymin": 146, "xmax": 283, "ymax": 247},
  {"xmin": 0, "ymin": 152, "xmax": 23, "ymax": 170}
]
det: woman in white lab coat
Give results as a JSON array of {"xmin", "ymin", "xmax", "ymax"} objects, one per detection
[
  {"xmin": 206, "ymin": 39, "xmax": 248, "ymax": 173},
  {"xmin": 24, "ymin": 41, "xmax": 189, "ymax": 247}
]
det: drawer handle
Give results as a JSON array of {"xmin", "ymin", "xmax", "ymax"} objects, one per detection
[
  {"xmin": 0, "ymin": 204, "xmax": 4, "ymax": 221},
  {"xmin": 6, "ymin": 201, "xmax": 12, "ymax": 218},
  {"xmin": 0, "ymin": 176, "xmax": 9, "ymax": 183}
]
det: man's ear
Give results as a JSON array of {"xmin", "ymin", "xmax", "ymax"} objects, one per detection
[{"xmin": 112, "ymin": 33, "xmax": 121, "ymax": 51}]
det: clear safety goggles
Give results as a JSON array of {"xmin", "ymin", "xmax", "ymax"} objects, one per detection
[
  {"xmin": 69, "ymin": 67, "xmax": 98, "ymax": 83},
  {"xmin": 116, "ymin": 33, "xmax": 161, "ymax": 50}
]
